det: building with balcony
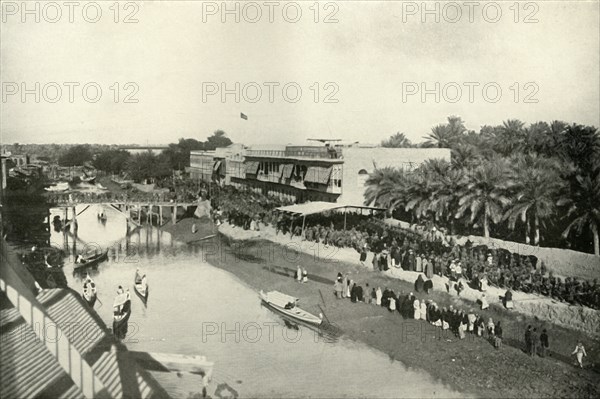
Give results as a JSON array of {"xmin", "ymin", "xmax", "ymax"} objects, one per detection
[{"xmin": 190, "ymin": 143, "xmax": 451, "ymax": 205}]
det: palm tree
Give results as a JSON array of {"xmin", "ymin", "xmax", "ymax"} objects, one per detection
[
  {"xmin": 455, "ymin": 159, "xmax": 511, "ymax": 238},
  {"xmin": 451, "ymin": 144, "xmax": 480, "ymax": 170},
  {"xmin": 504, "ymin": 155, "xmax": 563, "ymax": 245},
  {"xmin": 363, "ymin": 167, "xmax": 407, "ymax": 208},
  {"xmin": 381, "ymin": 132, "xmax": 413, "ymax": 148},
  {"xmin": 429, "ymin": 168, "xmax": 465, "ymax": 234},
  {"xmin": 559, "ymin": 165, "xmax": 600, "ymax": 256},
  {"xmin": 492, "ymin": 119, "xmax": 526, "ymax": 156},
  {"xmin": 422, "ymin": 117, "xmax": 463, "ymax": 147}
]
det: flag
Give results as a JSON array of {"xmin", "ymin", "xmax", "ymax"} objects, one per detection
[{"xmin": 240, "ymin": 113, "xmax": 248, "ymax": 120}]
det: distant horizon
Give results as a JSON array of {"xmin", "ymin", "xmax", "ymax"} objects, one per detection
[{"xmin": 2, "ymin": 115, "xmax": 598, "ymax": 147}]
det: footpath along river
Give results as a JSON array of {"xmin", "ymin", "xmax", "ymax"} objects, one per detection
[{"xmin": 50, "ymin": 204, "xmax": 462, "ymax": 398}]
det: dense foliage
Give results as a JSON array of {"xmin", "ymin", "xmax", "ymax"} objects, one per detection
[{"xmin": 367, "ymin": 117, "xmax": 600, "ymax": 255}]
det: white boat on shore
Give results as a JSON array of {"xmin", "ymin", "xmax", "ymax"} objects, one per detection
[
  {"xmin": 259, "ymin": 290, "xmax": 323, "ymax": 325},
  {"xmin": 45, "ymin": 182, "xmax": 69, "ymax": 192}
]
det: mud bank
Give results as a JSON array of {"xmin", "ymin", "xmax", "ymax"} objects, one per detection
[{"xmin": 168, "ymin": 221, "xmax": 600, "ymax": 398}]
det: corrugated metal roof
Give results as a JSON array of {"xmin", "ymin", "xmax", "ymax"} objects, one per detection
[
  {"xmin": 36, "ymin": 289, "xmax": 172, "ymax": 399},
  {"xmin": 37, "ymin": 289, "xmax": 105, "ymax": 354},
  {"xmin": 0, "ymin": 307, "xmax": 85, "ymax": 399},
  {"xmin": 37, "ymin": 289, "xmax": 125, "ymax": 397},
  {"xmin": 276, "ymin": 201, "xmax": 386, "ymax": 216}
]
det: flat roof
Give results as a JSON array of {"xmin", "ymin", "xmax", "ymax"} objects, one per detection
[{"xmin": 275, "ymin": 201, "xmax": 386, "ymax": 217}]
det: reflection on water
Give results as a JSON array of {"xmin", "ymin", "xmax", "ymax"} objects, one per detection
[{"xmin": 50, "ymin": 204, "xmax": 461, "ymax": 398}]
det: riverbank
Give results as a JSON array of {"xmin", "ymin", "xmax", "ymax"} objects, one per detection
[
  {"xmin": 173, "ymin": 219, "xmax": 599, "ymax": 398},
  {"xmin": 216, "ymin": 223, "xmax": 600, "ymax": 338}
]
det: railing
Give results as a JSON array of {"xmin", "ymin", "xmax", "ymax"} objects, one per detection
[
  {"xmin": 246, "ymin": 147, "xmax": 343, "ymax": 160},
  {"xmin": 246, "ymin": 149, "xmax": 287, "ymax": 157}
]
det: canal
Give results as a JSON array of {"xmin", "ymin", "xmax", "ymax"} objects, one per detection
[{"xmin": 48, "ymin": 204, "xmax": 461, "ymax": 398}]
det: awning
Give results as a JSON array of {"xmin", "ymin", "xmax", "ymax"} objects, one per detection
[
  {"xmin": 280, "ymin": 164, "xmax": 294, "ymax": 179},
  {"xmin": 276, "ymin": 201, "xmax": 386, "ymax": 217},
  {"xmin": 245, "ymin": 161, "xmax": 259, "ymax": 174},
  {"xmin": 304, "ymin": 166, "xmax": 331, "ymax": 184}
]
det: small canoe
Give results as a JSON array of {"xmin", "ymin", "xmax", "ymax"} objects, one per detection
[
  {"xmin": 134, "ymin": 275, "xmax": 149, "ymax": 303},
  {"xmin": 82, "ymin": 278, "xmax": 97, "ymax": 307},
  {"xmin": 259, "ymin": 290, "xmax": 322, "ymax": 325},
  {"xmin": 74, "ymin": 251, "xmax": 108, "ymax": 270}
]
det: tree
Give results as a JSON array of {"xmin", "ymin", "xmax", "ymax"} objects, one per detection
[
  {"xmin": 205, "ymin": 130, "xmax": 232, "ymax": 150},
  {"xmin": 364, "ymin": 167, "xmax": 408, "ymax": 209},
  {"xmin": 93, "ymin": 150, "xmax": 131, "ymax": 174},
  {"xmin": 559, "ymin": 164, "xmax": 600, "ymax": 256},
  {"xmin": 455, "ymin": 159, "xmax": 511, "ymax": 238},
  {"xmin": 162, "ymin": 138, "xmax": 205, "ymax": 170},
  {"xmin": 492, "ymin": 119, "xmax": 526, "ymax": 156},
  {"xmin": 422, "ymin": 116, "xmax": 466, "ymax": 148},
  {"xmin": 504, "ymin": 154, "xmax": 563, "ymax": 245},
  {"xmin": 381, "ymin": 132, "xmax": 412, "ymax": 148},
  {"xmin": 557, "ymin": 124, "xmax": 600, "ymax": 174},
  {"xmin": 58, "ymin": 145, "xmax": 92, "ymax": 167},
  {"xmin": 126, "ymin": 151, "xmax": 171, "ymax": 182}
]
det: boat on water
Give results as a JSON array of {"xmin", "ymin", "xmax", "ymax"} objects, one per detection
[
  {"xmin": 82, "ymin": 276, "xmax": 97, "ymax": 307},
  {"xmin": 46, "ymin": 273, "xmax": 57, "ymax": 288},
  {"xmin": 113, "ymin": 290, "xmax": 132, "ymax": 339},
  {"xmin": 74, "ymin": 250, "xmax": 108, "ymax": 270},
  {"xmin": 81, "ymin": 175, "xmax": 96, "ymax": 184},
  {"xmin": 134, "ymin": 271, "xmax": 149, "ymax": 303},
  {"xmin": 45, "ymin": 182, "xmax": 70, "ymax": 192},
  {"xmin": 259, "ymin": 290, "xmax": 323, "ymax": 325}
]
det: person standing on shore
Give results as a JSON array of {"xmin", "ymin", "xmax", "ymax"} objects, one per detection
[
  {"xmin": 375, "ymin": 287, "xmax": 382, "ymax": 306},
  {"xmin": 540, "ymin": 329, "xmax": 549, "ymax": 357},
  {"xmin": 342, "ymin": 275, "xmax": 348, "ymax": 298},
  {"xmin": 572, "ymin": 342, "xmax": 587, "ymax": 368},
  {"xmin": 525, "ymin": 325, "xmax": 532, "ymax": 355},
  {"xmin": 333, "ymin": 280, "xmax": 343, "ymax": 298},
  {"xmin": 494, "ymin": 321, "xmax": 503, "ymax": 349},
  {"xmin": 530, "ymin": 328, "xmax": 539, "ymax": 357}
]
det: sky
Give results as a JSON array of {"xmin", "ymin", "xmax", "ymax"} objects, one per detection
[{"xmin": 1, "ymin": 0, "xmax": 599, "ymax": 145}]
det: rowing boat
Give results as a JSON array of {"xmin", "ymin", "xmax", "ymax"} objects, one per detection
[
  {"xmin": 82, "ymin": 277, "xmax": 97, "ymax": 307},
  {"xmin": 259, "ymin": 290, "xmax": 322, "ymax": 325},
  {"xmin": 74, "ymin": 251, "xmax": 108, "ymax": 270},
  {"xmin": 134, "ymin": 274, "xmax": 149, "ymax": 304},
  {"xmin": 113, "ymin": 291, "xmax": 131, "ymax": 339}
]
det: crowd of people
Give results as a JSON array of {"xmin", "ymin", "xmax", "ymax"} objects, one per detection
[
  {"xmin": 333, "ymin": 270, "xmax": 507, "ymax": 347},
  {"xmin": 328, "ymin": 271, "xmax": 589, "ymax": 367},
  {"xmin": 286, "ymin": 212, "xmax": 600, "ymax": 310}
]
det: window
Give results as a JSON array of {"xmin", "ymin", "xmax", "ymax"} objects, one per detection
[{"xmin": 357, "ymin": 169, "xmax": 369, "ymax": 187}]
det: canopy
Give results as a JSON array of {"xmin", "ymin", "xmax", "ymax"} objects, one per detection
[
  {"xmin": 275, "ymin": 201, "xmax": 386, "ymax": 217},
  {"xmin": 280, "ymin": 164, "xmax": 294, "ymax": 179},
  {"xmin": 245, "ymin": 161, "xmax": 259, "ymax": 174},
  {"xmin": 265, "ymin": 291, "xmax": 298, "ymax": 307},
  {"xmin": 304, "ymin": 166, "xmax": 332, "ymax": 184}
]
